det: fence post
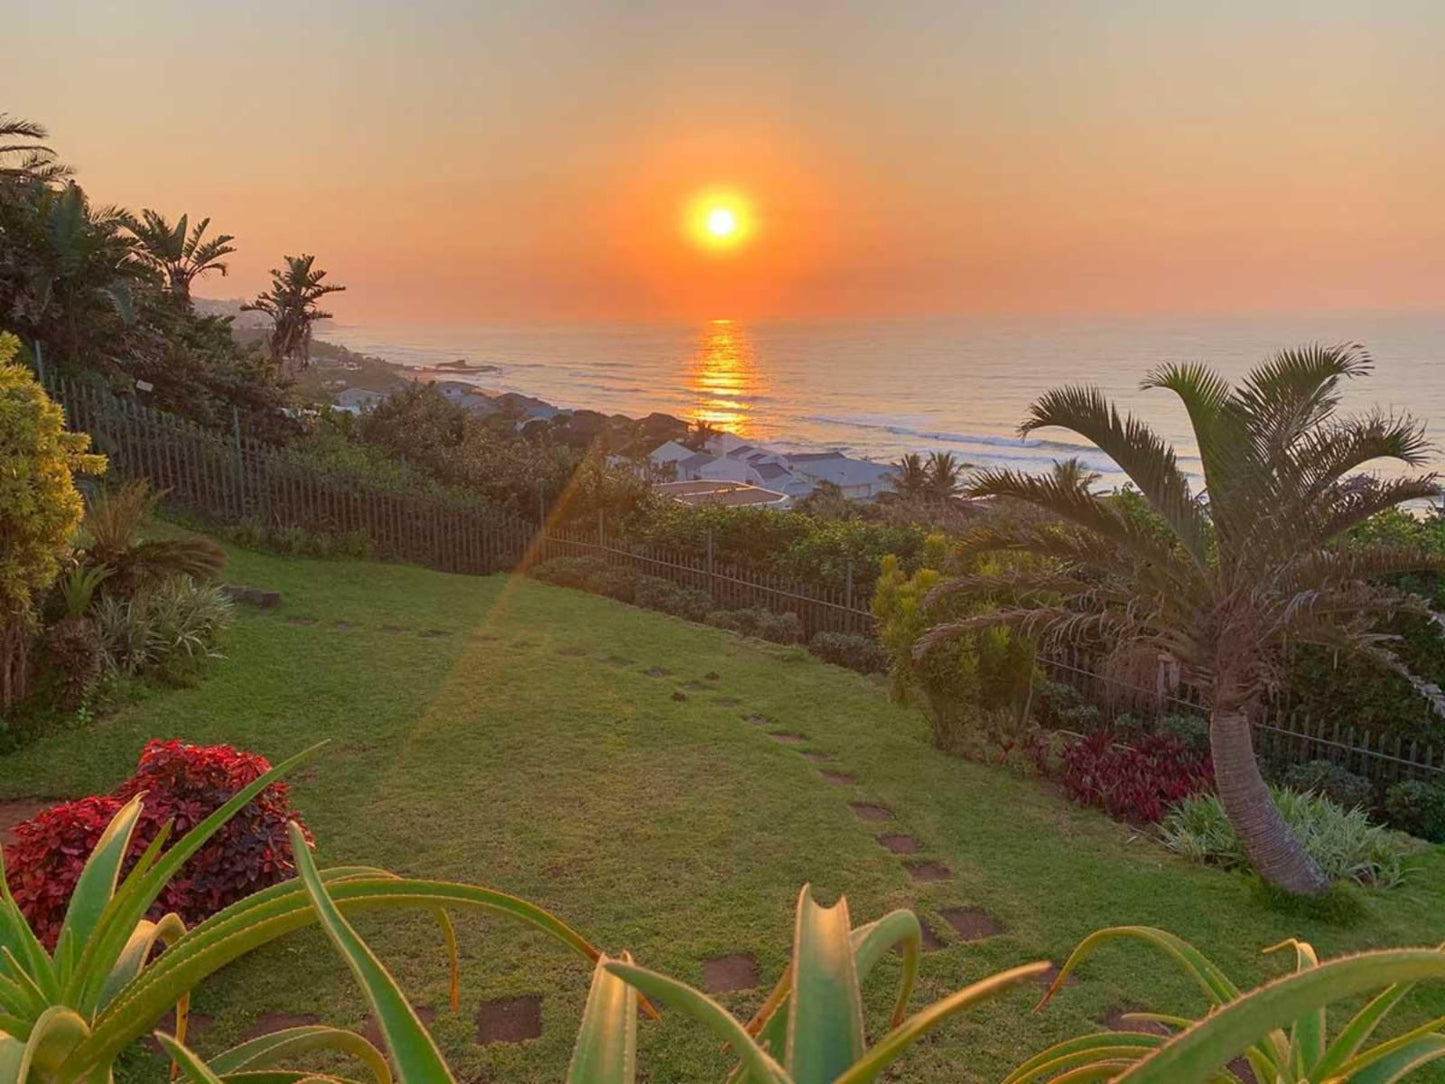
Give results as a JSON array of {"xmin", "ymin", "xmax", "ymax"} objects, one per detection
[
  {"xmin": 845, "ymin": 559, "xmax": 854, "ymax": 610},
  {"xmin": 706, "ymin": 530, "xmax": 714, "ymax": 578}
]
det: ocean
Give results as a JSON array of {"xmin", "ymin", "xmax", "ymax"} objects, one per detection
[{"xmin": 324, "ymin": 311, "xmax": 1445, "ymax": 487}]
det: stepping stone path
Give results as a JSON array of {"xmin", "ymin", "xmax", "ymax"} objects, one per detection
[
  {"xmin": 939, "ymin": 907, "xmax": 1004, "ymax": 941},
  {"xmin": 241, "ymin": 1011, "xmax": 320, "ymax": 1042},
  {"xmin": 702, "ymin": 954, "xmax": 758, "ymax": 994},
  {"xmin": 744, "ymin": 713, "xmax": 769, "ymax": 725},
  {"xmin": 364, "ymin": 1006, "xmax": 436, "ymax": 1050},
  {"xmin": 643, "ymin": 666, "xmax": 671, "ymax": 678},
  {"xmin": 877, "ymin": 833, "xmax": 918, "ymax": 854},
  {"xmin": 476, "ymin": 996, "xmax": 542, "ymax": 1045},
  {"xmin": 822, "ymin": 771, "xmax": 856, "ymax": 786},
  {"xmin": 704, "ymin": 671, "xmax": 720, "ymax": 680},
  {"xmin": 850, "ymin": 802, "xmax": 892, "ymax": 822},
  {"xmin": 682, "ymin": 679, "xmax": 708, "ymax": 691},
  {"xmin": 767, "ymin": 732, "xmax": 806, "ymax": 744},
  {"xmin": 904, "ymin": 860, "xmax": 952, "ymax": 883},
  {"xmin": 330, "ymin": 620, "xmax": 357, "ymax": 630},
  {"xmin": 672, "ymin": 691, "xmax": 688, "ymax": 702},
  {"xmin": 221, "ymin": 584, "xmax": 281, "ymax": 609},
  {"xmin": 919, "ymin": 920, "xmax": 945, "ymax": 952}
]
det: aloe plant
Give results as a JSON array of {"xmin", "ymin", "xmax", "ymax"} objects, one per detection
[
  {"xmin": 1010, "ymin": 926, "xmax": 1445, "ymax": 1082},
  {"xmin": 0, "ymin": 745, "xmax": 605, "ymax": 1084}
]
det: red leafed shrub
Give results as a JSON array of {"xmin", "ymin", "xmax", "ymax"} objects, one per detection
[
  {"xmin": 1059, "ymin": 731, "xmax": 1214, "ymax": 825},
  {"xmin": 3, "ymin": 740, "xmax": 311, "ymax": 948}
]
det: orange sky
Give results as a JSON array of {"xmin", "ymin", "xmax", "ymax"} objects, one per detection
[{"xmin": 11, "ymin": 3, "xmax": 1444, "ymax": 323}]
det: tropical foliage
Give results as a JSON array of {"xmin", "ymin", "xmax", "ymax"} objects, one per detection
[
  {"xmin": 125, "ymin": 211, "xmax": 235, "ymax": 305},
  {"xmin": 920, "ymin": 345, "xmax": 1443, "ymax": 895},
  {"xmin": 77, "ymin": 480, "xmax": 226, "ymax": 598},
  {"xmin": 242, "ymin": 254, "xmax": 345, "ymax": 377},
  {"xmin": 1016, "ymin": 927, "xmax": 1445, "ymax": 1082},
  {"xmin": 0, "ymin": 114, "xmax": 70, "ymax": 185},
  {"xmin": 0, "ymin": 335, "xmax": 105, "ymax": 708}
]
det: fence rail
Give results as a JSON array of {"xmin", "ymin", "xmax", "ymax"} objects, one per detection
[{"xmin": 44, "ymin": 374, "xmax": 876, "ymax": 638}]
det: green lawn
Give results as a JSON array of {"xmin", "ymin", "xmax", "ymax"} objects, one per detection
[{"xmin": 4, "ymin": 541, "xmax": 1444, "ymax": 1081}]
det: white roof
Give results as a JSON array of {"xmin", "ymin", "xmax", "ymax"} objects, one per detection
[{"xmin": 648, "ymin": 440, "xmax": 696, "ymax": 464}]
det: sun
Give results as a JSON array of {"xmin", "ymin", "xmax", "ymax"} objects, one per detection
[{"xmin": 687, "ymin": 190, "xmax": 753, "ymax": 251}]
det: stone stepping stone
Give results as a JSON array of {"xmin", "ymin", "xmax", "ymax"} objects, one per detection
[
  {"xmin": 919, "ymin": 920, "xmax": 944, "ymax": 952},
  {"xmin": 419, "ymin": 629, "xmax": 450, "ymax": 638},
  {"xmin": 1032, "ymin": 963, "xmax": 1081, "ymax": 989},
  {"xmin": 850, "ymin": 802, "xmax": 892, "ymax": 822},
  {"xmin": 713, "ymin": 695, "xmax": 741, "ymax": 706},
  {"xmin": 240, "ymin": 1011, "xmax": 320, "ymax": 1042},
  {"xmin": 743, "ymin": 713, "xmax": 769, "ymax": 725},
  {"xmin": 476, "ymin": 995, "xmax": 542, "ymax": 1045},
  {"xmin": 939, "ymin": 907, "xmax": 1004, "ymax": 941},
  {"xmin": 644, "ymin": 666, "xmax": 671, "ymax": 678},
  {"xmin": 767, "ymin": 732, "xmax": 806, "ymax": 744},
  {"xmin": 704, "ymin": 671, "xmax": 720, "ymax": 680},
  {"xmin": 672, "ymin": 691, "xmax": 688, "ymax": 702},
  {"xmin": 380, "ymin": 624, "xmax": 409, "ymax": 634},
  {"xmin": 556, "ymin": 646, "xmax": 588, "ymax": 657},
  {"xmin": 364, "ymin": 1005, "xmax": 436, "ymax": 1050},
  {"xmin": 822, "ymin": 771, "xmax": 856, "ymax": 786},
  {"xmin": 877, "ymin": 833, "xmax": 918, "ymax": 854},
  {"xmin": 801, "ymin": 750, "xmax": 832, "ymax": 763},
  {"xmin": 904, "ymin": 860, "xmax": 952, "ymax": 883},
  {"xmin": 702, "ymin": 954, "xmax": 758, "ymax": 994},
  {"xmin": 682, "ymin": 679, "xmax": 708, "ymax": 691},
  {"xmin": 222, "ymin": 585, "xmax": 281, "ymax": 609},
  {"xmin": 285, "ymin": 616, "xmax": 318, "ymax": 626},
  {"xmin": 1101, "ymin": 1009, "xmax": 1169, "ymax": 1037},
  {"xmin": 144, "ymin": 1009, "xmax": 213, "ymax": 1055},
  {"xmin": 330, "ymin": 620, "xmax": 357, "ymax": 630}
]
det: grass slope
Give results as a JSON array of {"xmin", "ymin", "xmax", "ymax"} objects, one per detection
[{"xmin": 4, "ymin": 542, "xmax": 1444, "ymax": 1081}]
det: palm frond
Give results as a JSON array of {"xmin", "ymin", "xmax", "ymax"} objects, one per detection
[{"xmin": 1021, "ymin": 385, "xmax": 1211, "ymax": 568}]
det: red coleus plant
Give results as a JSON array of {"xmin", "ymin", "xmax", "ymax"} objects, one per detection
[
  {"xmin": 1059, "ymin": 731, "xmax": 1214, "ymax": 825},
  {"xmin": 3, "ymin": 739, "xmax": 312, "ymax": 948}
]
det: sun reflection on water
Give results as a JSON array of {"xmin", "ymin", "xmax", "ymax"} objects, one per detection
[{"xmin": 687, "ymin": 319, "xmax": 763, "ymax": 437}]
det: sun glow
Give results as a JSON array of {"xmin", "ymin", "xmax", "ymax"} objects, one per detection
[{"xmin": 687, "ymin": 190, "xmax": 753, "ymax": 251}]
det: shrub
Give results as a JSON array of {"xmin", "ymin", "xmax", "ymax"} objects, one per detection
[
  {"xmin": 1385, "ymin": 778, "xmax": 1445, "ymax": 842},
  {"xmin": 1159, "ymin": 712, "xmax": 1210, "ymax": 753},
  {"xmin": 530, "ymin": 555, "xmax": 610, "ymax": 589},
  {"xmin": 1283, "ymin": 759, "xmax": 1375, "ymax": 811},
  {"xmin": 704, "ymin": 607, "xmax": 803, "ymax": 644},
  {"xmin": 1160, "ymin": 786, "xmax": 1411, "ymax": 887},
  {"xmin": 0, "ymin": 333, "xmax": 106, "ymax": 707},
  {"xmin": 634, "ymin": 576, "xmax": 712, "ymax": 621},
  {"xmin": 220, "ymin": 520, "xmax": 375, "ymax": 561},
  {"xmin": 808, "ymin": 631, "xmax": 889, "ymax": 674},
  {"xmin": 94, "ymin": 577, "xmax": 234, "ymax": 677},
  {"xmin": 584, "ymin": 564, "xmax": 639, "ymax": 603},
  {"xmin": 1059, "ymin": 731, "xmax": 1214, "ymax": 825},
  {"xmin": 3, "ymin": 739, "xmax": 312, "ymax": 948},
  {"xmin": 81, "ymin": 480, "xmax": 226, "ymax": 596}
]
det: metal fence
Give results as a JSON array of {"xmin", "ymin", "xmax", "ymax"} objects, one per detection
[{"xmin": 44, "ymin": 375, "xmax": 876, "ymax": 639}]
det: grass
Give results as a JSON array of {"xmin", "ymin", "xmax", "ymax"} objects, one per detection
[{"xmin": 4, "ymin": 539, "xmax": 1445, "ymax": 1081}]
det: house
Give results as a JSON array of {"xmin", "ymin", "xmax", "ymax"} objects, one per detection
[
  {"xmin": 786, "ymin": 452, "xmax": 896, "ymax": 499},
  {"xmin": 654, "ymin": 480, "xmax": 790, "ymax": 508},
  {"xmin": 333, "ymin": 387, "xmax": 387, "ymax": 414},
  {"xmin": 648, "ymin": 440, "xmax": 697, "ymax": 469}
]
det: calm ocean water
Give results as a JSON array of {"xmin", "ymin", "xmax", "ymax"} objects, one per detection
[{"xmin": 325, "ymin": 312, "xmax": 1445, "ymax": 486}]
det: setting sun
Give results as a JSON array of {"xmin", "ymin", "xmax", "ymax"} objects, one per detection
[{"xmin": 687, "ymin": 190, "xmax": 752, "ymax": 251}]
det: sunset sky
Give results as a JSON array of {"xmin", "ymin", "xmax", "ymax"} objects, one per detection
[{"xmin": 12, "ymin": 2, "xmax": 1444, "ymax": 322}]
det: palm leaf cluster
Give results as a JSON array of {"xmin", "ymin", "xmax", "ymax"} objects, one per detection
[
  {"xmin": 891, "ymin": 450, "xmax": 965, "ymax": 501},
  {"xmin": 124, "ymin": 210, "xmax": 235, "ymax": 303},
  {"xmin": 242, "ymin": 254, "xmax": 346, "ymax": 377}
]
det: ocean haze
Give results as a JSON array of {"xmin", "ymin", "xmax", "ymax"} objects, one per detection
[{"xmin": 324, "ymin": 311, "xmax": 1445, "ymax": 486}]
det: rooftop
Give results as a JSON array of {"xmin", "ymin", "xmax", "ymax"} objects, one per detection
[{"xmin": 653, "ymin": 480, "xmax": 789, "ymax": 507}]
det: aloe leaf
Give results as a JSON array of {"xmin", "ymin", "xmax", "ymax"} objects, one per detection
[
  {"xmin": 218, "ymin": 1073, "xmax": 367, "ymax": 1084},
  {"xmin": 208, "ymin": 1025, "xmax": 390, "ymax": 1084},
  {"xmin": 850, "ymin": 911, "xmax": 922, "ymax": 1028},
  {"xmin": 3, "ymin": 950, "xmax": 50, "ymax": 1017},
  {"xmin": 0, "ymin": 846, "xmax": 59, "ymax": 1003},
  {"xmin": 1002, "ymin": 1031, "xmax": 1164, "ymax": 1084},
  {"xmin": 157, "ymin": 1033, "xmax": 228, "ymax": 1084},
  {"xmin": 52, "ymin": 795, "xmax": 145, "ymax": 983},
  {"xmin": 288, "ymin": 824, "xmax": 455, "ymax": 1084},
  {"xmin": 72, "ymin": 875, "xmax": 600, "ymax": 1082},
  {"xmin": 1263, "ymin": 938, "xmax": 1323, "ymax": 1075},
  {"xmin": 71, "ymin": 743, "xmax": 324, "ymax": 1012},
  {"xmin": 836, "ymin": 961, "xmax": 1050, "ymax": 1084},
  {"xmin": 603, "ymin": 962, "xmax": 789, "ymax": 1084},
  {"xmin": 1, "ymin": 1033, "xmax": 26, "ymax": 1084},
  {"xmin": 1313, "ymin": 946, "xmax": 1445, "ymax": 1081},
  {"xmin": 20, "ymin": 1006, "xmax": 90, "ymax": 1079},
  {"xmin": 97, "ymin": 913, "xmax": 186, "ymax": 1011},
  {"xmin": 1342, "ymin": 1034, "xmax": 1445, "ymax": 1083},
  {"xmin": 1116, "ymin": 950, "xmax": 1445, "ymax": 1083},
  {"xmin": 786, "ymin": 887, "xmax": 865, "ymax": 1084},
  {"xmin": 567, "ymin": 953, "xmax": 637, "ymax": 1083},
  {"xmin": 1326, "ymin": 1014, "xmax": 1445, "ymax": 1080}
]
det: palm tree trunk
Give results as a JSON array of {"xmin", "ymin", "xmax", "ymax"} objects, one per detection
[{"xmin": 1210, "ymin": 708, "xmax": 1329, "ymax": 896}]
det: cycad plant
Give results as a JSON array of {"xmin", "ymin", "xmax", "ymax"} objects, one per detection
[
  {"xmin": 80, "ymin": 480, "xmax": 226, "ymax": 597},
  {"xmin": 42, "ymin": 565, "xmax": 112, "ymax": 707},
  {"xmin": 920, "ymin": 345, "xmax": 1443, "ymax": 895},
  {"xmin": 1011, "ymin": 926, "xmax": 1445, "ymax": 1082}
]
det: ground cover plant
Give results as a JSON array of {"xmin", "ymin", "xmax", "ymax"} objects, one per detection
[{"xmin": 3, "ymin": 538, "xmax": 1444, "ymax": 1081}]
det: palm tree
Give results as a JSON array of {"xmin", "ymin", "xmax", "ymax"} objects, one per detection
[
  {"xmin": 682, "ymin": 418, "xmax": 719, "ymax": 452},
  {"xmin": 925, "ymin": 450, "xmax": 964, "ymax": 500},
  {"xmin": 919, "ymin": 345, "xmax": 1442, "ymax": 896},
  {"xmin": 1050, "ymin": 456, "xmax": 1101, "ymax": 494},
  {"xmin": 243, "ymin": 254, "xmax": 345, "ymax": 378},
  {"xmin": 891, "ymin": 453, "xmax": 930, "ymax": 498},
  {"xmin": 125, "ymin": 210, "xmax": 235, "ymax": 304},
  {"xmin": 0, "ymin": 113, "xmax": 70, "ymax": 185}
]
